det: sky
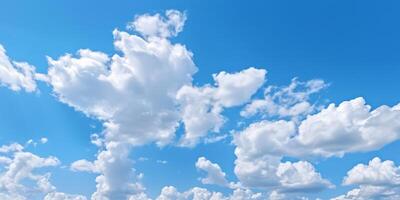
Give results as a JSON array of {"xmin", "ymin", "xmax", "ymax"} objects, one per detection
[{"xmin": 0, "ymin": 1, "xmax": 400, "ymax": 200}]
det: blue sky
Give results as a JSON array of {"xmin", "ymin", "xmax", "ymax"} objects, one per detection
[{"xmin": 0, "ymin": 1, "xmax": 400, "ymax": 200}]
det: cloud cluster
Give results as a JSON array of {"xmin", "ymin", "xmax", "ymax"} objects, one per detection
[
  {"xmin": 333, "ymin": 157, "xmax": 400, "ymax": 200},
  {"xmin": 0, "ymin": 142, "xmax": 86, "ymax": 200},
  {"xmin": 156, "ymin": 186, "xmax": 262, "ymax": 200},
  {"xmin": 46, "ymin": 10, "xmax": 266, "ymax": 199},
  {"xmin": 233, "ymin": 96, "xmax": 400, "ymax": 195},
  {"xmin": 1, "ymin": 8, "xmax": 400, "ymax": 200}
]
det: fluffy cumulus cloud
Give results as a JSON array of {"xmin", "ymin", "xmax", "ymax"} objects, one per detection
[
  {"xmin": 156, "ymin": 186, "xmax": 262, "ymax": 200},
  {"xmin": 45, "ymin": 9, "xmax": 266, "ymax": 150},
  {"xmin": 343, "ymin": 157, "xmax": 400, "ymax": 186},
  {"xmin": 177, "ymin": 67, "xmax": 266, "ymax": 147},
  {"xmin": 233, "ymin": 120, "xmax": 333, "ymax": 193},
  {"xmin": 0, "ymin": 143, "xmax": 24, "ymax": 153},
  {"xmin": 58, "ymin": 10, "xmax": 400, "ymax": 197},
  {"xmin": 44, "ymin": 192, "xmax": 88, "ymax": 200},
  {"xmin": 297, "ymin": 97, "xmax": 400, "ymax": 157},
  {"xmin": 80, "ymin": 143, "xmax": 148, "ymax": 200},
  {"xmin": 276, "ymin": 161, "xmax": 334, "ymax": 193},
  {"xmin": 0, "ymin": 143, "xmax": 85, "ymax": 200},
  {"xmin": 47, "ymin": 10, "xmax": 195, "ymax": 199},
  {"xmin": 128, "ymin": 10, "xmax": 186, "ymax": 39},
  {"xmin": 46, "ymin": 31, "xmax": 196, "ymax": 147},
  {"xmin": 0, "ymin": 145, "xmax": 58, "ymax": 199},
  {"xmin": 70, "ymin": 159, "xmax": 98, "ymax": 173},
  {"xmin": 236, "ymin": 98, "xmax": 400, "ymax": 158},
  {"xmin": 333, "ymin": 157, "xmax": 400, "ymax": 200},
  {"xmin": 211, "ymin": 68, "xmax": 266, "ymax": 107},
  {"xmin": 332, "ymin": 185, "xmax": 400, "ymax": 200},
  {"xmin": 0, "ymin": 44, "xmax": 40, "ymax": 92},
  {"xmin": 233, "ymin": 96, "xmax": 400, "ymax": 194},
  {"xmin": 195, "ymin": 157, "xmax": 229, "ymax": 187},
  {"xmin": 234, "ymin": 120, "xmax": 296, "ymax": 159}
]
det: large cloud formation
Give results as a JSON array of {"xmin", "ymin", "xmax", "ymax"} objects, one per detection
[
  {"xmin": 233, "ymin": 85, "xmax": 400, "ymax": 196},
  {"xmin": 46, "ymin": 10, "xmax": 195, "ymax": 200},
  {"xmin": 1, "ymin": 8, "xmax": 400, "ymax": 200},
  {"xmin": 49, "ymin": 10, "xmax": 265, "ymax": 200}
]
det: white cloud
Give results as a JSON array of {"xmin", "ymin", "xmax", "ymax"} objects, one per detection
[
  {"xmin": 233, "ymin": 120, "xmax": 332, "ymax": 192},
  {"xmin": 212, "ymin": 67, "xmax": 267, "ymax": 107},
  {"xmin": 204, "ymin": 134, "xmax": 228, "ymax": 144},
  {"xmin": 241, "ymin": 78, "xmax": 327, "ymax": 119},
  {"xmin": 268, "ymin": 191, "xmax": 312, "ymax": 200},
  {"xmin": 41, "ymin": 137, "xmax": 49, "ymax": 144},
  {"xmin": 90, "ymin": 134, "xmax": 103, "ymax": 147},
  {"xmin": 156, "ymin": 186, "xmax": 263, "ymax": 200},
  {"xmin": 4, "ymin": 6, "xmax": 400, "ymax": 200},
  {"xmin": 0, "ymin": 142, "xmax": 86, "ymax": 200},
  {"xmin": 90, "ymin": 143, "xmax": 146, "ymax": 200},
  {"xmin": 157, "ymin": 160, "xmax": 168, "ymax": 164},
  {"xmin": 233, "ymin": 96, "xmax": 400, "ymax": 194},
  {"xmin": 176, "ymin": 85, "xmax": 224, "ymax": 147},
  {"xmin": 47, "ymin": 29, "xmax": 196, "ymax": 148},
  {"xmin": 343, "ymin": 157, "xmax": 400, "ymax": 186},
  {"xmin": 26, "ymin": 139, "xmax": 36, "ymax": 147},
  {"xmin": 0, "ymin": 192, "xmax": 25, "ymax": 200},
  {"xmin": 195, "ymin": 157, "xmax": 229, "ymax": 187},
  {"xmin": 0, "ymin": 156, "xmax": 11, "ymax": 165},
  {"xmin": 333, "ymin": 157, "xmax": 400, "ymax": 200},
  {"xmin": 47, "ymin": 10, "xmax": 197, "ymax": 199},
  {"xmin": 235, "ymin": 97, "xmax": 400, "ymax": 160},
  {"xmin": 0, "ymin": 44, "xmax": 39, "ymax": 92},
  {"xmin": 297, "ymin": 97, "xmax": 400, "ymax": 157},
  {"xmin": 0, "ymin": 151, "xmax": 59, "ymax": 195},
  {"xmin": 177, "ymin": 67, "xmax": 266, "ymax": 147},
  {"xmin": 234, "ymin": 120, "xmax": 295, "ymax": 159},
  {"xmin": 138, "ymin": 157, "xmax": 149, "ymax": 162},
  {"xmin": 0, "ymin": 143, "xmax": 23, "ymax": 153},
  {"xmin": 128, "ymin": 10, "xmax": 186, "ymax": 38},
  {"xmin": 268, "ymin": 191, "xmax": 286, "ymax": 200},
  {"xmin": 229, "ymin": 188, "xmax": 263, "ymax": 200},
  {"xmin": 44, "ymin": 192, "xmax": 88, "ymax": 200},
  {"xmin": 156, "ymin": 186, "xmax": 183, "ymax": 200},
  {"xmin": 30, "ymin": 8, "xmax": 400, "ymax": 199},
  {"xmin": 276, "ymin": 161, "xmax": 334, "ymax": 192},
  {"xmin": 128, "ymin": 192, "xmax": 151, "ymax": 200},
  {"xmin": 25, "ymin": 137, "xmax": 49, "ymax": 147},
  {"xmin": 48, "ymin": 10, "xmax": 268, "ymax": 199},
  {"xmin": 332, "ymin": 185, "xmax": 400, "ymax": 200},
  {"xmin": 70, "ymin": 159, "xmax": 98, "ymax": 173}
]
